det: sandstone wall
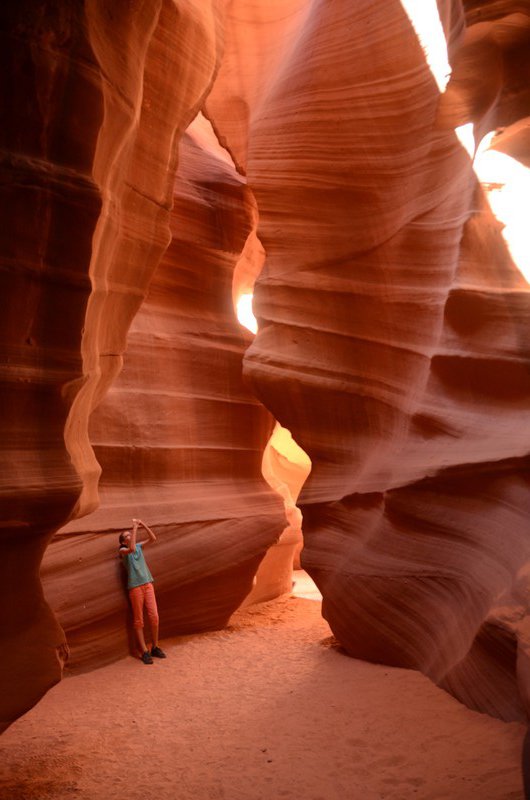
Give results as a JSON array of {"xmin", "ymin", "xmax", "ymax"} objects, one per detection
[
  {"xmin": 42, "ymin": 115, "xmax": 285, "ymax": 670},
  {"xmin": 0, "ymin": 0, "xmax": 223, "ymax": 731},
  {"xmin": 206, "ymin": 0, "xmax": 530, "ymax": 720},
  {"xmin": 3, "ymin": 0, "xmax": 530, "ymax": 731}
]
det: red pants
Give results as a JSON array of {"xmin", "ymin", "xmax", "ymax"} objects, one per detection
[{"xmin": 129, "ymin": 582, "xmax": 159, "ymax": 629}]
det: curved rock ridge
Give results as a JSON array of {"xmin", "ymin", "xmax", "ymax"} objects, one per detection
[
  {"xmin": 206, "ymin": 0, "xmax": 530, "ymax": 719},
  {"xmin": 65, "ymin": 0, "xmax": 224, "ymax": 520},
  {"xmin": 0, "ymin": 1, "xmax": 98, "ymax": 735},
  {"xmin": 491, "ymin": 117, "xmax": 530, "ymax": 167},
  {"xmin": 205, "ymin": 0, "xmax": 317, "ymax": 173},
  {"xmin": 42, "ymin": 113, "xmax": 285, "ymax": 671},
  {"xmin": 438, "ymin": 1, "xmax": 530, "ymax": 142},
  {"xmin": 4, "ymin": 0, "xmax": 530, "ymax": 732},
  {"xmin": 0, "ymin": 1, "xmax": 222, "ymax": 731}
]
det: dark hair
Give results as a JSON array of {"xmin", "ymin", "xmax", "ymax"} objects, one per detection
[{"xmin": 118, "ymin": 532, "xmax": 128, "ymax": 547}]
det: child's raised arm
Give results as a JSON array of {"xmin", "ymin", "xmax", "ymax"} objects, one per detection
[
  {"xmin": 138, "ymin": 519, "xmax": 157, "ymax": 546},
  {"xmin": 130, "ymin": 519, "xmax": 139, "ymax": 551}
]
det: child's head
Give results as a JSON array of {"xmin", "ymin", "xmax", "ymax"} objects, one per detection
[{"xmin": 119, "ymin": 531, "xmax": 131, "ymax": 549}]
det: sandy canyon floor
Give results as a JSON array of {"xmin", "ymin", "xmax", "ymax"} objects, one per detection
[{"xmin": 1, "ymin": 572, "xmax": 526, "ymax": 800}]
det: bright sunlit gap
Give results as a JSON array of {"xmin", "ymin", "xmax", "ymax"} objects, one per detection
[
  {"xmin": 399, "ymin": 0, "xmax": 452, "ymax": 92},
  {"xmin": 474, "ymin": 143, "xmax": 530, "ymax": 283},
  {"xmin": 401, "ymin": 1, "xmax": 530, "ymax": 284},
  {"xmin": 455, "ymin": 122, "xmax": 475, "ymax": 159},
  {"xmin": 234, "ymin": 290, "xmax": 314, "ymax": 589},
  {"xmin": 236, "ymin": 292, "xmax": 258, "ymax": 334}
]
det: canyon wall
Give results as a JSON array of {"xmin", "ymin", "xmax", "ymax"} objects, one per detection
[
  {"xmin": 206, "ymin": 0, "xmax": 530, "ymax": 721},
  {"xmin": 41, "ymin": 115, "xmax": 285, "ymax": 671},
  {"xmin": 2, "ymin": 0, "xmax": 530, "ymax": 731},
  {"xmin": 0, "ymin": 0, "xmax": 223, "ymax": 731}
]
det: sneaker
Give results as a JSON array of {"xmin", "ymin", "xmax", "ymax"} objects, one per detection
[
  {"xmin": 141, "ymin": 650, "xmax": 153, "ymax": 664},
  {"xmin": 150, "ymin": 645, "xmax": 166, "ymax": 659}
]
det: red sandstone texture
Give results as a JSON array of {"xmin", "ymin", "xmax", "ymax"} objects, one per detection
[
  {"xmin": 2, "ymin": 0, "xmax": 530, "ymax": 733},
  {"xmin": 0, "ymin": 0, "xmax": 223, "ymax": 731},
  {"xmin": 41, "ymin": 114, "xmax": 285, "ymax": 671},
  {"xmin": 206, "ymin": 0, "xmax": 530, "ymax": 721}
]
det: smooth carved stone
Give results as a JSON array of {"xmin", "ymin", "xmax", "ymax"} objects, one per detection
[
  {"xmin": 4, "ymin": 0, "xmax": 530, "ymax": 733},
  {"xmin": 42, "ymin": 115, "xmax": 285, "ymax": 671},
  {"xmin": 438, "ymin": 4, "xmax": 530, "ymax": 138},
  {"xmin": 0, "ymin": 1, "xmax": 222, "ymax": 731},
  {"xmin": 206, "ymin": 0, "xmax": 530, "ymax": 719}
]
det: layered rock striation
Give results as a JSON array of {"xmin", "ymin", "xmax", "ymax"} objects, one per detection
[
  {"xmin": 42, "ymin": 114, "xmax": 285, "ymax": 671},
  {"xmin": 207, "ymin": 0, "xmax": 530, "ymax": 720},
  {"xmin": 0, "ymin": 0, "xmax": 223, "ymax": 730},
  {"xmin": 3, "ymin": 0, "xmax": 530, "ymax": 731}
]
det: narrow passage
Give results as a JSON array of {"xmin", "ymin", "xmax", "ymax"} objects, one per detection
[{"xmin": 0, "ymin": 572, "xmax": 524, "ymax": 800}]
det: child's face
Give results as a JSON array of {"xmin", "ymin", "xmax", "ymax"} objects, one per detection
[{"xmin": 121, "ymin": 532, "xmax": 132, "ymax": 547}]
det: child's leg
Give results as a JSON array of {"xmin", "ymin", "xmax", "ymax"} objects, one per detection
[
  {"xmin": 144, "ymin": 583, "xmax": 160, "ymax": 647},
  {"xmin": 129, "ymin": 586, "xmax": 148, "ymax": 653},
  {"xmin": 135, "ymin": 627, "xmax": 148, "ymax": 654}
]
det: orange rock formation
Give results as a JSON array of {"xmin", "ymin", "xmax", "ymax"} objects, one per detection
[
  {"xmin": 206, "ymin": 0, "xmax": 530, "ymax": 722},
  {"xmin": 41, "ymin": 114, "xmax": 285, "ymax": 671},
  {"xmin": 1, "ymin": 0, "xmax": 530, "ymax": 731},
  {"xmin": 0, "ymin": 0, "xmax": 224, "ymax": 731}
]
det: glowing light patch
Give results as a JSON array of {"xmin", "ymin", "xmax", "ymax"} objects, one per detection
[
  {"xmin": 269, "ymin": 423, "xmax": 312, "ymax": 471},
  {"xmin": 400, "ymin": 2, "xmax": 530, "ymax": 284},
  {"xmin": 236, "ymin": 293, "xmax": 258, "ymax": 334},
  {"xmin": 399, "ymin": 0, "xmax": 452, "ymax": 92},
  {"xmin": 474, "ymin": 147, "xmax": 530, "ymax": 283},
  {"xmin": 455, "ymin": 123, "xmax": 475, "ymax": 159}
]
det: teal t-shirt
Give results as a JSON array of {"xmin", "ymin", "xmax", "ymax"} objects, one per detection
[{"xmin": 122, "ymin": 543, "xmax": 154, "ymax": 589}]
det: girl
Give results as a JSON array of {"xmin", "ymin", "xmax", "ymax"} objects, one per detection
[{"xmin": 119, "ymin": 518, "xmax": 166, "ymax": 664}]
